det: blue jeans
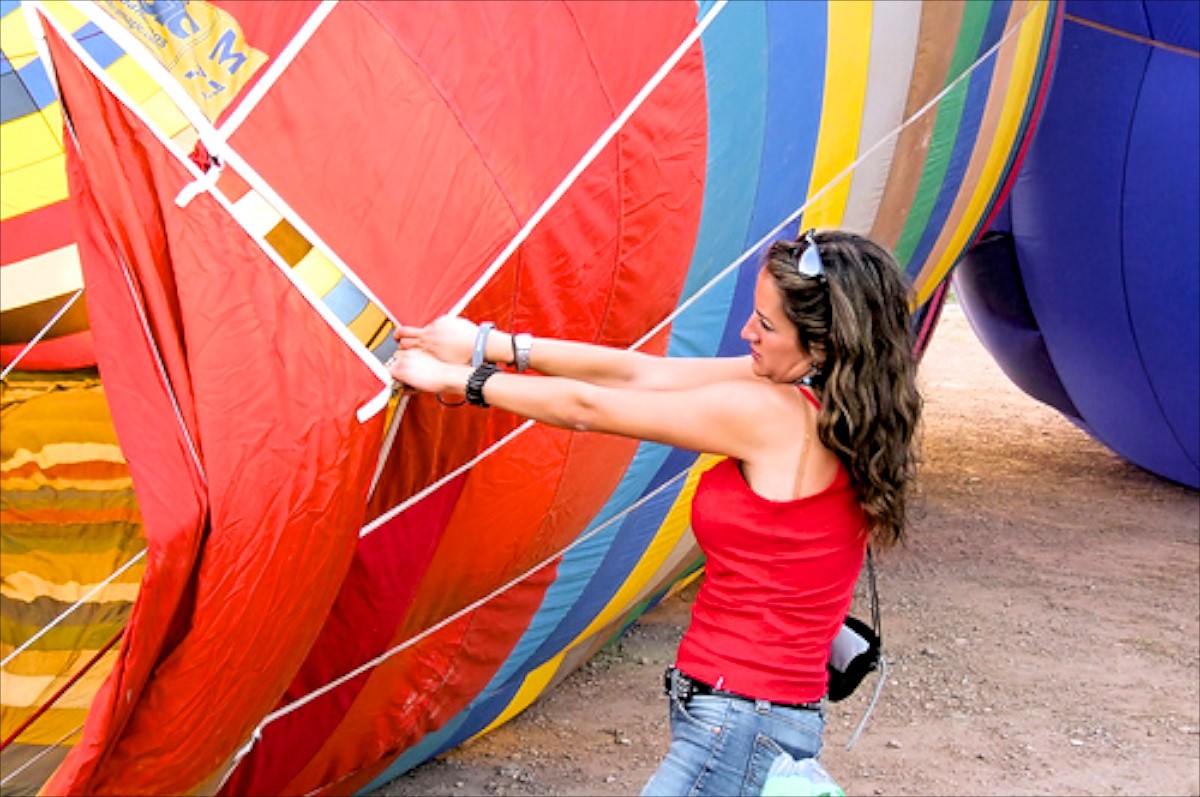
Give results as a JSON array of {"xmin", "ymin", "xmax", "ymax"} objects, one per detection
[{"xmin": 641, "ymin": 691, "xmax": 827, "ymax": 796}]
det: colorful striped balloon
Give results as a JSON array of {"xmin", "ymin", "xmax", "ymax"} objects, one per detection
[{"xmin": 0, "ymin": 2, "xmax": 1059, "ymax": 795}]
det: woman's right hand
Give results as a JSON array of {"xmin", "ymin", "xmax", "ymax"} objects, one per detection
[{"xmin": 395, "ymin": 316, "xmax": 479, "ymax": 365}]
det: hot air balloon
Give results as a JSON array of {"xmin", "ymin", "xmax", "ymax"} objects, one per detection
[
  {"xmin": 2, "ymin": 4, "xmax": 144, "ymax": 791},
  {"xmin": 954, "ymin": 0, "xmax": 1199, "ymax": 489},
  {"xmin": 0, "ymin": 1, "xmax": 1060, "ymax": 794}
]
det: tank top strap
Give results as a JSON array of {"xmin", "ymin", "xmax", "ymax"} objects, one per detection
[{"xmin": 796, "ymin": 384, "xmax": 820, "ymax": 409}]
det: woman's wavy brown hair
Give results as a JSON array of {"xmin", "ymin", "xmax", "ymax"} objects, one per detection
[{"xmin": 764, "ymin": 229, "xmax": 922, "ymax": 548}]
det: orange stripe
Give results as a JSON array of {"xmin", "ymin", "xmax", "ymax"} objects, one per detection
[{"xmin": 0, "ymin": 506, "xmax": 141, "ymax": 524}]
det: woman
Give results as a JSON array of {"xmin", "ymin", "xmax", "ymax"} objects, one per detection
[{"xmin": 388, "ymin": 229, "xmax": 922, "ymax": 796}]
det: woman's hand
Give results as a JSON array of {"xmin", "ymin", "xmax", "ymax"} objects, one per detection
[
  {"xmin": 387, "ymin": 349, "xmax": 467, "ymax": 396},
  {"xmin": 394, "ymin": 316, "xmax": 479, "ymax": 365}
]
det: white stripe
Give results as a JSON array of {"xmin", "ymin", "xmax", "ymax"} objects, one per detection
[{"xmin": 0, "ymin": 245, "xmax": 81, "ymax": 311}]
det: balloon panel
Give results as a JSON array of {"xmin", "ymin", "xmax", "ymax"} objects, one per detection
[
  {"xmin": 0, "ymin": 2, "xmax": 1059, "ymax": 794},
  {"xmin": 957, "ymin": 0, "xmax": 1199, "ymax": 488}
]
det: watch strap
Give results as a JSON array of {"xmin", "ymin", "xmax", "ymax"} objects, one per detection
[
  {"xmin": 512, "ymin": 333, "xmax": 533, "ymax": 373},
  {"xmin": 465, "ymin": 363, "xmax": 500, "ymax": 407}
]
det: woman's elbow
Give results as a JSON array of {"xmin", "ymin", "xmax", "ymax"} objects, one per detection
[{"xmin": 556, "ymin": 387, "xmax": 604, "ymax": 433}]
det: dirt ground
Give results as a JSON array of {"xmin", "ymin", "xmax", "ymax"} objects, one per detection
[{"xmin": 376, "ymin": 300, "xmax": 1200, "ymax": 797}]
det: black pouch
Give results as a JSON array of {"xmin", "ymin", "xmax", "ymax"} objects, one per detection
[
  {"xmin": 826, "ymin": 614, "xmax": 880, "ymax": 702},
  {"xmin": 826, "ymin": 548, "xmax": 881, "ymax": 703}
]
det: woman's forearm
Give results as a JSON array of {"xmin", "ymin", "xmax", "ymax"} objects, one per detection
[{"xmin": 484, "ymin": 330, "xmax": 653, "ymax": 387}]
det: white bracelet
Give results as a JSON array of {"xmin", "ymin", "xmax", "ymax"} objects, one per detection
[{"xmin": 472, "ymin": 322, "xmax": 495, "ymax": 368}]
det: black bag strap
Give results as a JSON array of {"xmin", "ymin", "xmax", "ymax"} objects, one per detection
[
  {"xmin": 866, "ymin": 546, "xmax": 881, "ymax": 639},
  {"xmin": 846, "ymin": 546, "xmax": 887, "ymax": 751}
]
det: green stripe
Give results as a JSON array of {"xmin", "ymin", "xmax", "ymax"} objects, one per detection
[
  {"xmin": 893, "ymin": 0, "xmax": 991, "ymax": 266},
  {"xmin": 1, "ymin": 524, "xmax": 145, "ymax": 555},
  {"xmin": 0, "ymin": 615, "xmax": 127, "ymax": 651},
  {"xmin": 1, "ymin": 486, "xmax": 138, "ymax": 512},
  {"xmin": 1, "ymin": 593, "xmax": 135, "ymax": 631}
]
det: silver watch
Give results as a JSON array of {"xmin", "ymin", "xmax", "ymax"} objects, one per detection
[{"xmin": 512, "ymin": 332, "xmax": 533, "ymax": 373}]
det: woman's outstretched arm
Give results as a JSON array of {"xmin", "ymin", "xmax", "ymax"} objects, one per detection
[{"xmin": 396, "ymin": 316, "xmax": 753, "ymax": 390}]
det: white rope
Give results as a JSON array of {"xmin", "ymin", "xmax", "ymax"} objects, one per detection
[
  {"xmin": 366, "ymin": 0, "xmax": 731, "ymax": 490},
  {"xmin": 361, "ymin": 417, "xmax": 534, "ymax": 538},
  {"xmin": 0, "ymin": 289, "xmax": 83, "ymax": 381},
  {"xmin": 0, "ymin": 722, "xmax": 83, "ymax": 787},
  {"xmin": 367, "ymin": 0, "xmax": 1037, "ymax": 538},
  {"xmin": 449, "ymin": 0, "xmax": 729, "ymax": 316},
  {"xmin": 226, "ymin": 465, "xmax": 692, "ymax": 774},
  {"xmin": 17, "ymin": 0, "xmax": 1039, "ymax": 778},
  {"xmin": 0, "ymin": 549, "xmax": 146, "ymax": 669}
]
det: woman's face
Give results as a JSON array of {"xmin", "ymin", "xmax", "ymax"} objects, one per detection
[{"xmin": 740, "ymin": 268, "xmax": 811, "ymax": 383}]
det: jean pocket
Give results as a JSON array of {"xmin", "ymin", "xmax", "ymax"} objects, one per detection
[
  {"xmin": 670, "ymin": 693, "xmax": 728, "ymax": 736},
  {"xmin": 744, "ymin": 734, "xmax": 786, "ymax": 795}
]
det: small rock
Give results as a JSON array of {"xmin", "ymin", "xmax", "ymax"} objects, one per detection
[
  {"xmin": 886, "ymin": 739, "xmax": 902, "ymax": 749},
  {"xmin": 1069, "ymin": 739, "xmax": 1084, "ymax": 747}
]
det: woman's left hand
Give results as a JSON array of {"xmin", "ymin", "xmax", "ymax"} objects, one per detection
[{"xmin": 387, "ymin": 349, "xmax": 465, "ymax": 396}]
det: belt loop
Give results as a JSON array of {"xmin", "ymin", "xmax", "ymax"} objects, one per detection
[{"xmin": 754, "ymin": 699, "xmax": 770, "ymax": 714}]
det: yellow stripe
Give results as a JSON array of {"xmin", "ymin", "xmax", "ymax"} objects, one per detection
[
  {"xmin": 567, "ymin": 454, "xmax": 720, "ymax": 647},
  {"xmin": 1, "ymin": 650, "xmax": 119, "ymax": 711},
  {"xmin": 0, "ymin": 112, "xmax": 61, "ymax": 171},
  {"xmin": 802, "ymin": 0, "xmax": 873, "ymax": 229},
  {"xmin": 106, "ymin": 53, "xmax": 163, "ymax": 106},
  {"xmin": 0, "ymin": 706, "xmax": 87, "ymax": 746},
  {"xmin": 140, "ymin": 87, "xmax": 194, "ymax": 140},
  {"xmin": 0, "ymin": 475, "xmax": 134, "ymax": 492},
  {"xmin": 0, "ymin": 549, "xmax": 145, "ymax": 584},
  {"xmin": 2, "ymin": 442, "xmax": 127, "ymax": 473},
  {"xmin": 917, "ymin": 0, "xmax": 1049, "ymax": 302},
  {"xmin": 346, "ymin": 303, "xmax": 388, "ymax": 346},
  {"xmin": 0, "ymin": 156, "xmax": 69, "ymax": 220},
  {"xmin": 294, "ymin": 247, "xmax": 345, "ymax": 297},
  {"xmin": 0, "ymin": 644, "xmax": 105, "ymax": 676},
  {"xmin": 0, "ymin": 472, "xmax": 133, "ymax": 492},
  {"xmin": 0, "ymin": 5, "xmax": 36, "ymax": 58},
  {"xmin": 472, "ymin": 651, "xmax": 567, "ymax": 740},
  {"xmin": 1, "ymin": 569, "xmax": 142, "ymax": 604}
]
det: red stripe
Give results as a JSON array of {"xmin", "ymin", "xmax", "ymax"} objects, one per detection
[
  {"xmin": 0, "ymin": 202, "xmax": 76, "ymax": 266},
  {"xmin": 0, "ymin": 330, "xmax": 95, "ymax": 370}
]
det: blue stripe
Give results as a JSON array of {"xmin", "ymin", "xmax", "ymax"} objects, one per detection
[
  {"xmin": 322, "ymin": 278, "xmax": 369, "ymax": 324},
  {"xmin": 15, "ymin": 58, "xmax": 55, "ymax": 110},
  {"xmin": 76, "ymin": 22, "xmax": 126, "ymax": 70},
  {"xmin": 757, "ymin": 1, "xmax": 826, "ymax": 241}
]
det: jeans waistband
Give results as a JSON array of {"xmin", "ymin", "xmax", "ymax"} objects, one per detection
[{"xmin": 664, "ymin": 666, "xmax": 822, "ymax": 712}]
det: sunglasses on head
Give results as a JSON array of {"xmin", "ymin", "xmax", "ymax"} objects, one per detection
[{"xmin": 797, "ymin": 229, "xmax": 826, "ymax": 281}]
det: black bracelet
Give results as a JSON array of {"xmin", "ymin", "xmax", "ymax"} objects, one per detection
[{"xmin": 465, "ymin": 363, "xmax": 500, "ymax": 407}]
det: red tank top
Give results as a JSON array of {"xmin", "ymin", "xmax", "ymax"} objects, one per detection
[{"xmin": 675, "ymin": 392, "xmax": 868, "ymax": 703}]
